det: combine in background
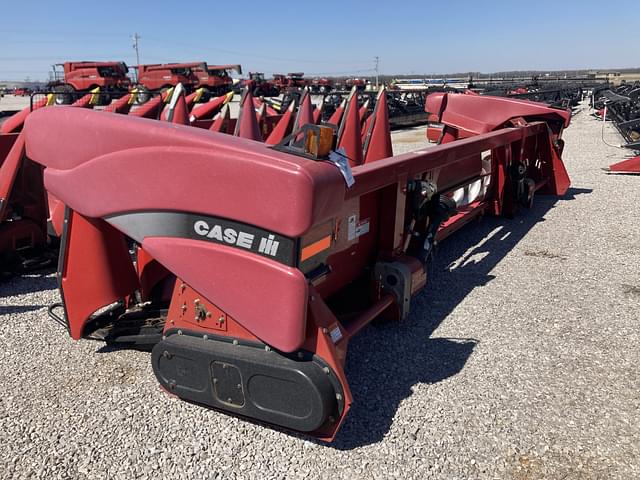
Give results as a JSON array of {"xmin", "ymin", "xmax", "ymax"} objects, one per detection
[
  {"xmin": 344, "ymin": 78, "xmax": 367, "ymax": 91},
  {"xmin": 309, "ymin": 77, "xmax": 333, "ymax": 93},
  {"xmin": 48, "ymin": 61, "xmax": 131, "ymax": 105},
  {"xmin": 242, "ymin": 72, "xmax": 279, "ymax": 97},
  {"xmin": 194, "ymin": 64, "xmax": 242, "ymax": 98},
  {"xmin": 273, "ymin": 72, "xmax": 308, "ymax": 92},
  {"xmin": 135, "ymin": 62, "xmax": 203, "ymax": 102}
]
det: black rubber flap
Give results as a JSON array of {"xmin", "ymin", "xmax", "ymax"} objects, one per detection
[{"xmin": 152, "ymin": 334, "xmax": 338, "ymax": 432}]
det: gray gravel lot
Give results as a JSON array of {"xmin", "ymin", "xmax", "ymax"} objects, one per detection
[{"xmin": 1, "ymin": 102, "xmax": 639, "ymax": 479}]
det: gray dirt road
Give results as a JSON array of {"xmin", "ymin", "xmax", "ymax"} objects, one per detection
[{"xmin": 0, "ymin": 102, "xmax": 638, "ymax": 479}]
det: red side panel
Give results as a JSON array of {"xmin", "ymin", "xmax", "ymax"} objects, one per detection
[
  {"xmin": 547, "ymin": 136, "xmax": 571, "ymax": 195},
  {"xmin": 425, "ymin": 92, "xmax": 571, "ymax": 135},
  {"xmin": 60, "ymin": 212, "xmax": 140, "ymax": 339},
  {"xmin": 142, "ymin": 237, "xmax": 309, "ymax": 352},
  {"xmin": 47, "ymin": 193, "xmax": 65, "ymax": 237},
  {"xmin": 24, "ymin": 108, "xmax": 345, "ymax": 238},
  {"xmin": 136, "ymin": 247, "xmax": 171, "ymax": 302}
]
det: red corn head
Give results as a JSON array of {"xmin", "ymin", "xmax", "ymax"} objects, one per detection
[
  {"xmin": 190, "ymin": 92, "xmax": 233, "ymax": 122},
  {"xmin": 210, "ymin": 104, "xmax": 232, "ymax": 134},
  {"xmin": 313, "ymin": 97, "xmax": 324, "ymax": 124},
  {"xmin": 234, "ymin": 89, "xmax": 262, "ymax": 141},
  {"xmin": 363, "ymin": 88, "xmax": 393, "ymax": 163},
  {"xmin": 129, "ymin": 88, "xmax": 174, "ymax": 119},
  {"xmin": 605, "ymin": 155, "xmax": 640, "ymax": 175},
  {"xmin": 71, "ymin": 88, "xmax": 101, "ymax": 108},
  {"xmin": 185, "ymin": 88, "xmax": 206, "ymax": 111},
  {"xmin": 337, "ymin": 87, "xmax": 363, "ymax": 167},
  {"xmin": 104, "ymin": 91, "xmax": 137, "ymax": 114},
  {"xmin": 293, "ymin": 90, "xmax": 314, "ymax": 131},
  {"xmin": 265, "ymin": 98, "xmax": 297, "ymax": 145},
  {"xmin": 164, "ymin": 84, "xmax": 189, "ymax": 125},
  {"xmin": 359, "ymin": 98, "xmax": 371, "ymax": 126},
  {"xmin": 328, "ymin": 98, "xmax": 346, "ymax": 126}
]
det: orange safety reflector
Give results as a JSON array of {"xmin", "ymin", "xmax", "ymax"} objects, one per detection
[{"xmin": 300, "ymin": 235, "xmax": 332, "ymax": 261}]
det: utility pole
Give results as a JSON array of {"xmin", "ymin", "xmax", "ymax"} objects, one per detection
[
  {"xmin": 132, "ymin": 33, "xmax": 141, "ymax": 81},
  {"xmin": 374, "ymin": 56, "xmax": 379, "ymax": 89}
]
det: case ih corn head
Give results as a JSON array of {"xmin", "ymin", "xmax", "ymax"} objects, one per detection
[{"xmin": 0, "ymin": 86, "xmax": 571, "ymax": 440}]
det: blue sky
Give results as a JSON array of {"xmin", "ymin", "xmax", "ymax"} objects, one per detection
[{"xmin": 1, "ymin": 0, "xmax": 637, "ymax": 81}]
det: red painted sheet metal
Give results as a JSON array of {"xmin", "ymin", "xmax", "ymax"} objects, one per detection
[
  {"xmin": 143, "ymin": 237, "xmax": 309, "ymax": 352},
  {"xmin": 425, "ymin": 92, "xmax": 571, "ymax": 135},
  {"xmin": 71, "ymin": 92, "xmax": 98, "ymax": 108},
  {"xmin": 606, "ymin": 156, "xmax": 640, "ymax": 174},
  {"xmin": 103, "ymin": 94, "xmax": 134, "ymax": 114},
  {"xmin": 313, "ymin": 97, "xmax": 324, "ymax": 124},
  {"xmin": 235, "ymin": 90, "xmax": 262, "ymax": 141},
  {"xmin": 294, "ymin": 92, "xmax": 314, "ymax": 131},
  {"xmin": 209, "ymin": 104, "xmax": 232, "ymax": 133},
  {"xmin": 337, "ymin": 92, "xmax": 363, "ymax": 167},
  {"xmin": 265, "ymin": 100, "xmax": 295, "ymax": 145},
  {"xmin": 349, "ymin": 122, "xmax": 548, "ymax": 198},
  {"xmin": 0, "ymin": 133, "xmax": 24, "ymax": 220},
  {"xmin": 190, "ymin": 94, "xmax": 229, "ymax": 121},
  {"xmin": 24, "ymin": 107, "xmax": 345, "ymax": 237},
  {"xmin": 363, "ymin": 89, "xmax": 393, "ymax": 163}
]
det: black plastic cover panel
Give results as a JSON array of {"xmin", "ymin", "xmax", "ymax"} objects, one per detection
[{"xmin": 151, "ymin": 332, "xmax": 338, "ymax": 433}]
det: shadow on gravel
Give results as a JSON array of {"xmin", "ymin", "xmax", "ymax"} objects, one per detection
[
  {"xmin": 0, "ymin": 304, "xmax": 48, "ymax": 315},
  {"xmin": 0, "ymin": 270, "xmax": 57, "ymax": 298},
  {"xmin": 331, "ymin": 187, "xmax": 591, "ymax": 450}
]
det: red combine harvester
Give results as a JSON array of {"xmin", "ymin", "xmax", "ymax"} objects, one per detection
[
  {"xmin": 344, "ymin": 78, "xmax": 367, "ymax": 91},
  {"xmin": 2, "ymin": 91, "xmax": 570, "ymax": 441},
  {"xmin": 243, "ymin": 72, "xmax": 279, "ymax": 97},
  {"xmin": 193, "ymin": 64, "xmax": 242, "ymax": 98},
  {"xmin": 12, "ymin": 87, "xmax": 32, "ymax": 97},
  {"xmin": 136, "ymin": 62, "xmax": 203, "ymax": 101},
  {"xmin": 49, "ymin": 61, "xmax": 131, "ymax": 105},
  {"xmin": 273, "ymin": 72, "xmax": 308, "ymax": 92},
  {"xmin": 310, "ymin": 77, "xmax": 334, "ymax": 93}
]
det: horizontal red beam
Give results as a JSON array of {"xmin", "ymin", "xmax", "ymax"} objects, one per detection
[{"xmin": 348, "ymin": 122, "xmax": 547, "ymax": 199}]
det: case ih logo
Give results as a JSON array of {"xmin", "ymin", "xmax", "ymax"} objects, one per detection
[{"xmin": 193, "ymin": 220, "xmax": 280, "ymax": 256}]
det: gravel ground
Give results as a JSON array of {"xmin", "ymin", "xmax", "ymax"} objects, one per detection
[
  {"xmin": 1, "ymin": 101, "xmax": 639, "ymax": 479},
  {"xmin": 0, "ymin": 94, "xmax": 31, "ymax": 113}
]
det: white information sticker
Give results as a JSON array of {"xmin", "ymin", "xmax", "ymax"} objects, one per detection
[
  {"xmin": 347, "ymin": 215, "xmax": 357, "ymax": 241},
  {"xmin": 355, "ymin": 219, "xmax": 370, "ymax": 237},
  {"xmin": 329, "ymin": 325, "xmax": 343, "ymax": 343}
]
